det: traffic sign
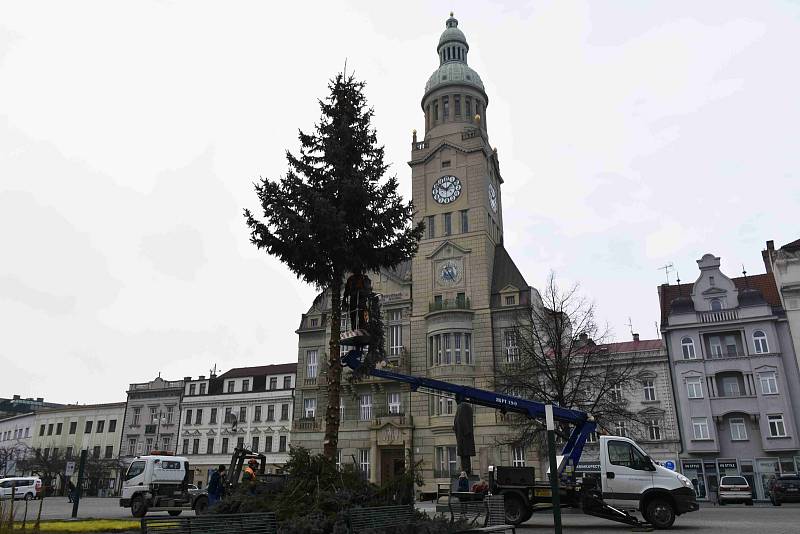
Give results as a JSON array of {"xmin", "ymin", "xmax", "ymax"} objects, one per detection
[{"xmin": 65, "ymin": 461, "xmax": 76, "ymax": 477}]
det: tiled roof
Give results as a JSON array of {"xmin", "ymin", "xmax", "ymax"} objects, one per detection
[
  {"xmin": 598, "ymin": 339, "xmax": 665, "ymax": 353},
  {"xmin": 658, "ymin": 272, "xmax": 781, "ymax": 326},
  {"xmin": 491, "ymin": 245, "xmax": 528, "ymax": 294},
  {"xmin": 219, "ymin": 363, "xmax": 297, "ymax": 379}
]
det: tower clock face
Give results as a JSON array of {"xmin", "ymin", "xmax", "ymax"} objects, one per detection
[
  {"xmin": 432, "ymin": 175, "xmax": 462, "ymax": 204},
  {"xmin": 488, "ymin": 183, "xmax": 498, "ymax": 213},
  {"xmin": 439, "ymin": 259, "xmax": 462, "ymax": 286}
]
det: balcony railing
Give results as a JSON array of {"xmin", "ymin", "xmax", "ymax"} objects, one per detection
[
  {"xmin": 413, "ymin": 140, "xmax": 429, "ymax": 150},
  {"xmin": 429, "ymin": 297, "xmax": 471, "ymax": 313},
  {"xmin": 698, "ymin": 309, "xmax": 739, "ymax": 323},
  {"xmin": 294, "ymin": 418, "xmax": 321, "ymax": 431},
  {"xmin": 705, "ymin": 352, "xmax": 746, "ymax": 360},
  {"xmin": 461, "ymin": 128, "xmax": 480, "ymax": 141}
]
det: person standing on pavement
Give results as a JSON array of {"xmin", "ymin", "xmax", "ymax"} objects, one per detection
[
  {"xmin": 207, "ymin": 465, "xmax": 226, "ymax": 507},
  {"xmin": 66, "ymin": 480, "xmax": 76, "ymax": 503}
]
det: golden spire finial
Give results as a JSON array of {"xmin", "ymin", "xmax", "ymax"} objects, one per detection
[{"xmin": 450, "ymin": 11, "xmax": 454, "ymax": 17}]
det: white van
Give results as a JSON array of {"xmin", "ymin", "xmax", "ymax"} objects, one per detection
[{"xmin": 0, "ymin": 477, "xmax": 42, "ymax": 500}]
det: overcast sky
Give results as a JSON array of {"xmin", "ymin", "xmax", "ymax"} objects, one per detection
[{"xmin": 1, "ymin": 1, "xmax": 798, "ymax": 404}]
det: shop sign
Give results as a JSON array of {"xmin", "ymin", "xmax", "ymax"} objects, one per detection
[
  {"xmin": 718, "ymin": 461, "xmax": 737, "ymax": 469},
  {"xmin": 682, "ymin": 460, "xmax": 702, "ymax": 470}
]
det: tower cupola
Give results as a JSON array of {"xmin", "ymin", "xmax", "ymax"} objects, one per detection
[{"xmin": 422, "ymin": 14, "xmax": 489, "ymax": 135}]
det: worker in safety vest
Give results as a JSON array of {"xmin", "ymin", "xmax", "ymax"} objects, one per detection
[{"xmin": 242, "ymin": 459, "xmax": 258, "ymax": 494}]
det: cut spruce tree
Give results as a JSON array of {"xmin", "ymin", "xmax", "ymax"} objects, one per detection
[{"xmin": 244, "ymin": 72, "xmax": 423, "ymax": 459}]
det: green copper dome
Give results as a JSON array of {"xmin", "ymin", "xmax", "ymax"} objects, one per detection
[
  {"xmin": 424, "ymin": 14, "xmax": 486, "ymax": 100},
  {"xmin": 438, "ymin": 14, "xmax": 468, "ymax": 49}
]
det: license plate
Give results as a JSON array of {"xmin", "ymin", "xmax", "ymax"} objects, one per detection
[{"xmin": 534, "ymin": 488, "xmax": 552, "ymax": 497}]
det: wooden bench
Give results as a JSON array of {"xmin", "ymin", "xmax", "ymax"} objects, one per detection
[
  {"xmin": 347, "ymin": 504, "xmax": 415, "ymax": 533},
  {"xmin": 454, "ymin": 495, "xmax": 516, "ymax": 534},
  {"xmin": 141, "ymin": 512, "xmax": 277, "ymax": 534}
]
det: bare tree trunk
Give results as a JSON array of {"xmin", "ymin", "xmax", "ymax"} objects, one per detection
[{"xmin": 323, "ymin": 277, "xmax": 342, "ymax": 460}]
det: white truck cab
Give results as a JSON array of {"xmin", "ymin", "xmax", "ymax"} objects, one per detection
[
  {"xmin": 599, "ymin": 436, "xmax": 697, "ymax": 528},
  {"xmin": 120, "ymin": 454, "xmax": 208, "ymax": 517}
]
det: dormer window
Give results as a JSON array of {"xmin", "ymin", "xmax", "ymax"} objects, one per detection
[
  {"xmin": 505, "ymin": 295, "xmax": 516, "ymax": 306},
  {"xmin": 710, "ymin": 298, "xmax": 722, "ymax": 311}
]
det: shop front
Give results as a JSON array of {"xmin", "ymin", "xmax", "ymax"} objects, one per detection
[{"xmin": 680, "ymin": 456, "xmax": 800, "ymax": 501}]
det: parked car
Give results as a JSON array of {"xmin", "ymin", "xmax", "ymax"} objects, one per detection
[
  {"xmin": 717, "ymin": 476, "xmax": 753, "ymax": 505},
  {"xmin": 0, "ymin": 477, "xmax": 42, "ymax": 500},
  {"xmin": 769, "ymin": 475, "xmax": 800, "ymax": 506}
]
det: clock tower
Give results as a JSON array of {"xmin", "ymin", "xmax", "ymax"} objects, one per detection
[
  {"xmin": 293, "ymin": 14, "xmax": 536, "ymax": 491},
  {"xmin": 405, "ymin": 12, "xmax": 532, "ymax": 478}
]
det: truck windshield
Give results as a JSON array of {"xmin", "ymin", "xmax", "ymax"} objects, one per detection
[{"xmin": 125, "ymin": 461, "xmax": 146, "ymax": 480}]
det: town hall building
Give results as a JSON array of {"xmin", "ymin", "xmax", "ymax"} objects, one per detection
[{"xmin": 291, "ymin": 14, "xmax": 543, "ymax": 493}]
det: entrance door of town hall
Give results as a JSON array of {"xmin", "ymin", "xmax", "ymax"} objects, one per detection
[{"xmin": 380, "ymin": 449, "xmax": 405, "ymax": 485}]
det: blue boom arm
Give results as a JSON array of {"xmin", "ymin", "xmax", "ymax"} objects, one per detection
[{"xmin": 342, "ymin": 350, "xmax": 596, "ymax": 480}]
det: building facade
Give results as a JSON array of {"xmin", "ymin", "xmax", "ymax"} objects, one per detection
[
  {"xmin": 178, "ymin": 364, "xmax": 296, "ymax": 487},
  {"xmin": 120, "ymin": 376, "xmax": 184, "ymax": 462},
  {"xmin": 292, "ymin": 14, "xmax": 545, "ymax": 493},
  {"xmin": 579, "ymin": 337, "xmax": 682, "ymax": 472},
  {"xmin": 29, "ymin": 403, "xmax": 126, "ymax": 495},
  {"xmin": 0, "ymin": 412, "xmax": 36, "ymax": 476},
  {"xmin": 763, "ymin": 238, "xmax": 800, "ymax": 370},
  {"xmin": 658, "ymin": 253, "xmax": 800, "ymax": 501}
]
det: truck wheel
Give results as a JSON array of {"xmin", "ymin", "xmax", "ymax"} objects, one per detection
[
  {"xmin": 131, "ymin": 495, "xmax": 148, "ymax": 518},
  {"xmin": 24, "ymin": 493, "xmax": 34, "ymax": 501},
  {"xmin": 194, "ymin": 496, "xmax": 209, "ymax": 515},
  {"xmin": 503, "ymin": 494, "xmax": 526, "ymax": 525},
  {"xmin": 645, "ymin": 498, "xmax": 675, "ymax": 529},
  {"xmin": 168, "ymin": 510, "xmax": 182, "ymax": 516}
]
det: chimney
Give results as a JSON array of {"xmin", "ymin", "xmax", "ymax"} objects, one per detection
[
  {"xmin": 36, "ymin": 397, "xmax": 44, "ymax": 402},
  {"xmin": 763, "ymin": 240, "xmax": 775, "ymax": 273},
  {"xmin": 13, "ymin": 395, "xmax": 20, "ymax": 400},
  {"xmin": 199, "ymin": 375, "xmax": 205, "ymax": 380},
  {"xmin": 183, "ymin": 376, "xmax": 192, "ymax": 381},
  {"xmin": 633, "ymin": 333, "xmax": 640, "ymax": 342},
  {"xmin": 579, "ymin": 332, "xmax": 588, "ymax": 341}
]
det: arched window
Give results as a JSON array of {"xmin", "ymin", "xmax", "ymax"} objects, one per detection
[
  {"xmin": 710, "ymin": 298, "xmax": 722, "ymax": 311},
  {"xmin": 753, "ymin": 330, "xmax": 769, "ymax": 354},
  {"xmin": 681, "ymin": 337, "xmax": 696, "ymax": 359}
]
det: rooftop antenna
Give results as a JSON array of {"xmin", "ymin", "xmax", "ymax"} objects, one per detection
[
  {"xmin": 210, "ymin": 363, "xmax": 218, "ymax": 378},
  {"xmin": 742, "ymin": 265, "xmax": 750, "ymax": 288},
  {"xmin": 657, "ymin": 262, "xmax": 675, "ymax": 284},
  {"xmin": 676, "ymin": 272, "xmax": 682, "ymax": 296},
  {"xmin": 626, "ymin": 317, "xmax": 635, "ymax": 337}
]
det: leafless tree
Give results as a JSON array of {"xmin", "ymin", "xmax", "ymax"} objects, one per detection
[
  {"xmin": 0, "ymin": 446, "xmax": 16, "ymax": 477},
  {"xmin": 498, "ymin": 272, "xmax": 648, "ymax": 450},
  {"xmin": 16, "ymin": 447, "xmax": 67, "ymax": 494}
]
